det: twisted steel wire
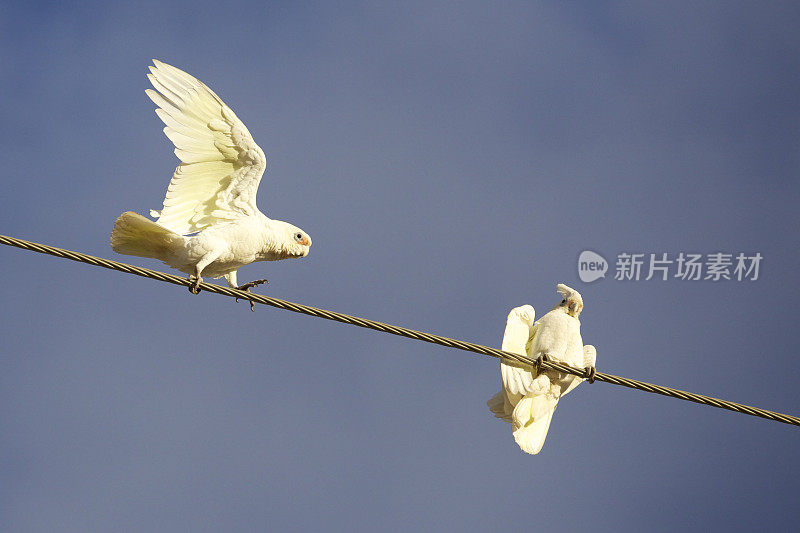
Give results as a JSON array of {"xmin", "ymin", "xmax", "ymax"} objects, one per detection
[{"xmin": 2, "ymin": 232, "xmax": 798, "ymax": 427}]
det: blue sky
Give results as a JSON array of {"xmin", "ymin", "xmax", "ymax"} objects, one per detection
[{"xmin": 1, "ymin": 2, "xmax": 799, "ymax": 531}]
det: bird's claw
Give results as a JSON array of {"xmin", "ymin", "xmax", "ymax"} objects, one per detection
[
  {"xmin": 583, "ymin": 365, "xmax": 596, "ymax": 384},
  {"xmin": 534, "ymin": 353, "xmax": 550, "ymax": 374},
  {"xmin": 237, "ymin": 279, "xmax": 269, "ymax": 292},
  {"xmin": 188, "ymin": 276, "xmax": 202, "ymax": 294},
  {"xmin": 235, "ymin": 279, "xmax": 269, "ymax": 312}
]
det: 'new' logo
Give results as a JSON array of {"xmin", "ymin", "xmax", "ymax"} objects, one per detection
[{"xmin": 578, "ymin": 251, "xmax": 608, "ymax": 282}]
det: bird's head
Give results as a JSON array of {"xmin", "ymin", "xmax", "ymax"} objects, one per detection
[
  {"xmin": 555, "ymin": 283, "xmax": 583, "ymax": 318},
  {"xmin": 277, "ymin": 222, "xmax": 312, "ymax": 258}
]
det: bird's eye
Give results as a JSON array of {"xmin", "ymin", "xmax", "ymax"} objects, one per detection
[
  {"xmin": 561, "ymin": 299, "xmax": 567, "ymax": 305},
  {"xmin": 294, "ymin": 232, "xmax": 303, "ymax": 242}
]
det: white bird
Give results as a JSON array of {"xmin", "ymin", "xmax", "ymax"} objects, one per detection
[
  {"xmin": 487, "ymin": 284, "xmax": 596, "ymax": 454},
  {"xmin": 110, "ymin": 60, "xmax": 311, "ymax": 300}
]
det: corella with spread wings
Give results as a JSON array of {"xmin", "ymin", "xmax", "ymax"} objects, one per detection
[
  {"xmin": 111, "ymin": 61, "xmax": 311, "ymax": 301},
  {"xmin": 487, "ymin": 284, "xmax": 597, "ymax": 454}
]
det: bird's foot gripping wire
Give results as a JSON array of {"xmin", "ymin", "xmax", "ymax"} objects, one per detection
[
  {"xmin": 534, "ymin": 353, "xmax": 550, "ymax": 374},
  {"xmin": 235, "ymin": 279, "xmax": 269, "ymax": 312},
  {"xmin": 188, "ymin": 275, "xmax": 202, "ymax": 294},
  {"xmin": 583, "ymin": 365, "xmax": 597, "ymax": 384}
]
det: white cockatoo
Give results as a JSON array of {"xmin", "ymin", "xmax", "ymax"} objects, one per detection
[
  {"xmin": 110, "ymin": 60, "xmax": 311, "ymax": 299},
  {"xmin": 487, "ymin": 284, "xmax": 596, "ymax": 454}
]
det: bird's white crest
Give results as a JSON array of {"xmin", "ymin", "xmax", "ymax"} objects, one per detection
[
  {"xmin": 556, "ymin": 283, "xmax": 582, "ymax": 306},
  {"xmin": 145, "ymin": 60, "xmax": 268, "ymax": 235}
]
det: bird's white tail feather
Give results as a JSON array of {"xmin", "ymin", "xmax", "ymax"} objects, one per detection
[
  {"xmin": 511, "ymin": 395, "xmax": 559, "ymax": 455},
  {"xmin": 110, "ymin": 211, "xmax": 184, "ymax": 261}
]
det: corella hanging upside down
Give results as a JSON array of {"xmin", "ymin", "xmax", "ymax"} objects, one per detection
[
  {"xmin": 111, "ymin": 61, "xmax": 311, "ymax": 306},
  {"xmin": 487, "ymin": 284, "xmax": 597, "ymax": 454}
]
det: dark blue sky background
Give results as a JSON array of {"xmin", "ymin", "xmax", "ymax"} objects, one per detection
[{"xmin": 1, "ymin": 2, "xmax": 799, "ymax": 531}]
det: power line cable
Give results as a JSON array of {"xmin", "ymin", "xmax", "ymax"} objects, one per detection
[{"xmin": 2, "ymin": 232, "xmax": 798, "ymax": 427}]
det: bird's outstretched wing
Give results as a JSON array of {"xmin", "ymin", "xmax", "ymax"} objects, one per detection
[
  {"xmin": 145, "ymin": 60, "xmax": 267, "ymax": 235},
  {"xmin": 488, "ymin": 305, "xmax": 535, "ymax": 421},
  {"xmin": 500, "ymin": 305, "xmax": 536, "ymax": 396}
]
